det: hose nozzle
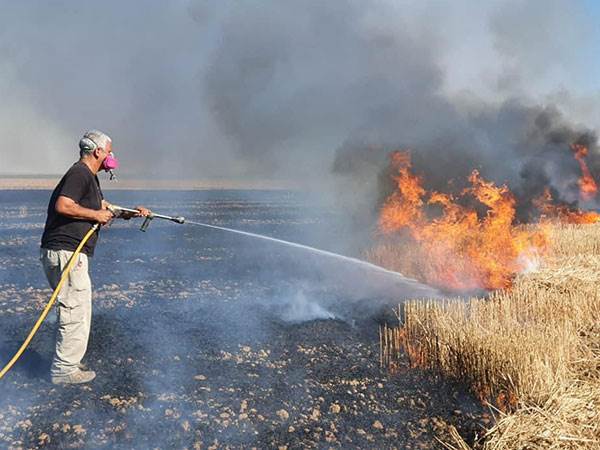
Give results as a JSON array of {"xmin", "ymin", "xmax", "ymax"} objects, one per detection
[{"xmin": 140, "ymin": 214, "xmax": 184, "ymax": 231}]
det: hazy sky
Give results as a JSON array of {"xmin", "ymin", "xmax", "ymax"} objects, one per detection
[{"xmin": 1, "ymin": 0, "xmax": 599, "ymax": 182}]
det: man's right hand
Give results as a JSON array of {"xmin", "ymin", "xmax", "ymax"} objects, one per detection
[
  {"xmin": 56, "ymin": 195, "xmax": 115, "ymax": 224},
  {"xmin": 95, "ymin": 209, "xmax": 114, "ymax": 225}
]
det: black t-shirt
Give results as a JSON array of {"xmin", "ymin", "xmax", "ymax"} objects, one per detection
[{"xmin": 41, "ymin": 162, "xmax": 103, "ymax": 256}]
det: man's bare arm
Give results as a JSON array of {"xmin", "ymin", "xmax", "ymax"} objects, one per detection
[{"xmin": 55, "ymin": 196, "xmax": 113, "ymax": 224}]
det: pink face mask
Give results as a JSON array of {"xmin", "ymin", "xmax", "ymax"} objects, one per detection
[{"xmin": 102, "ymin": 152, "xmax": 119, "ymax": 171}]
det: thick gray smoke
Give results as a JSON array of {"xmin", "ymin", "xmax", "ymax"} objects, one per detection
[
  {"xmin": 334, "ymin": 101, "xmax": 600, "ymax": 223},
  {"xmin": 1, "ymin": 0, "xmax": 598, "ymax": 190}
]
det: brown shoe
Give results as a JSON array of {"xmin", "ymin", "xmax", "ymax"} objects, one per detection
[{"xmin": 51, "ymin": 369, "xmax": 96, "ymax": 385}]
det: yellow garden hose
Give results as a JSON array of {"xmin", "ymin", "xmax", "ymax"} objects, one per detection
[{"xmin": 0, "ymin": 223, "xmax": 99, "ymax": 380}]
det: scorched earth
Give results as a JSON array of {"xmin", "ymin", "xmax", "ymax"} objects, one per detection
[{"xmin": 0, "ymin": 189, "xmax": 484, "ymax": 449}]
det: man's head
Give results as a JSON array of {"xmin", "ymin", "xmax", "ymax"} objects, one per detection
[
  {"xmin": 79, "ymin": 130, "xmax": 112, "ymax": 159},
  {"xmin": 78, "ymin": 130, "xmax": 118, "ymax": 175}
]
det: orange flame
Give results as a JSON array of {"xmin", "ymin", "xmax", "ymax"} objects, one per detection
[
  {"xmin": 571, "ymin": 144, "xmax": 598, "ymax": 201},
  {"xmin": 533, "ymin": 187, "xmax": 600, "ymax": 224},
  {"xmin": 378, "ymin": 151, "xmax": 548, "ymax": 291}
]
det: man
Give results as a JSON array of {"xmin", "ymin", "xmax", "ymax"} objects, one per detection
[{"xmin": 40, "ymin": 130, "xmax": 150, "ymax": 385}]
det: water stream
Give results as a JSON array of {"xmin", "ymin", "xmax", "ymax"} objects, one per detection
[{"xmin": 185, "ymin": 220, "xmax": 433, "ymax": 291}]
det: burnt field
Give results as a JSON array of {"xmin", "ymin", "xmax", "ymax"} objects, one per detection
[{"xmin": 0, "ymin": 190, "xmax": 484, "ymax": 449}]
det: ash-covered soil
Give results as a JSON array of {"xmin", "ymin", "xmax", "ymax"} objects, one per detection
[{"xmin": 0, "ymin": 190, "xmax": 487, "ymax": 449}]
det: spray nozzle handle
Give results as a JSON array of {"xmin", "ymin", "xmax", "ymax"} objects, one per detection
[{"xmin": 140, "ymin": 215, "xmax": 153, "ymax": 232}]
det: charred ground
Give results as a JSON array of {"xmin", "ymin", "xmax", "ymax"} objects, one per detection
[{"xmin": 0, "ymin": 190, "xmax": 485, "ymax": 449}]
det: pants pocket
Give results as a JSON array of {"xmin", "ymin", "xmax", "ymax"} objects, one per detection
[
  {"xmin": 68, "ymin": 254, "xmax": 90, "ymax": 292},
  {"xmin": 57, "ymin": 299, "xmax": 86, "ymax": 326},
  {"xmin": 40, "ymin": 248, "xmax": 60, "ymax": 267}
]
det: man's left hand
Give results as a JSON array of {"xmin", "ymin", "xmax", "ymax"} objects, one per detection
[
  {"xmin": 134, "ymin": 206, "xmax": 151, "ymax": 217},
  {"xmin": 120, "ymin": 206, "xmax": 151, "ymax": 220}
]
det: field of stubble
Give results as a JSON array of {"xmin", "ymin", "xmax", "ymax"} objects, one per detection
[{"xmin": 382, "ymin": 223, "xmax": 600, "ymax": 449}]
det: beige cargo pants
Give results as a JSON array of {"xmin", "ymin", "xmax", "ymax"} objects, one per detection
[{"xmin": 40, "ymin": 248, "xmax": 92, "ymax": 377}]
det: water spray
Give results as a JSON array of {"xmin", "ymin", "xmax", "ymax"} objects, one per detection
[{"xmin": 184, "ymin": 220, "xmax": 431, "ymax": 282}]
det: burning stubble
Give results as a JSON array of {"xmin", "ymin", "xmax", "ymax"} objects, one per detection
[{"xmin": 366, "ymin": 145, "xmax": 600, "ymax": 292}]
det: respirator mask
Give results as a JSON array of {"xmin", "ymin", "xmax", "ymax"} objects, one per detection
[
  {"xmin": 102, "ymin": 152, "xmax": 119, "ymax": 180},
  {"xmin": 80, "ymin": 133, "xmax": 120, "ymax": 180}
]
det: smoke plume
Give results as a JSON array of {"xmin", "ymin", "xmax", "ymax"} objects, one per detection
[{"xmin": 0, "ymin": 1, "xmax": 598, "ymax": 190}]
